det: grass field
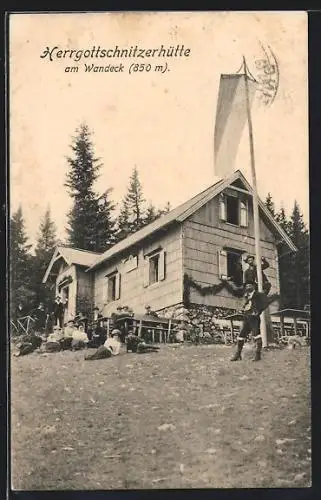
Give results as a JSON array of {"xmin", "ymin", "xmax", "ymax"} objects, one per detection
[{"xmin": 11, "ymin": 343, "xmax": 311, "ymax": 490}]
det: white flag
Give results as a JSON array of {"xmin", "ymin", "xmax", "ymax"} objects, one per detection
[{"xmin": 214, "ymin": 74, "xmax": 257, "ymax": 178}]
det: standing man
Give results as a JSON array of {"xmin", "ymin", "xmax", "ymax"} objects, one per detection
[
  {"xmin": 231, "ymin": 283, "xmax": 270, "ymax": 362},
  {"xmin": 32, "ymin": 302, "xmax": 48, "ymax": 334},
  {"xmin": 244, "ymin": 255, "xmax": 271, "ymax": 295},
  {"xmin": 52, "ymin": 295, "xmax": 65, "ymax": 328}
]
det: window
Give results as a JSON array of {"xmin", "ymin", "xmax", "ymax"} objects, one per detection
[
  {"xmin": 143, "ymin": 249, "xmax": 166, "ymax": 287},
  {"xmin": 219, "ymin": 193, "xmax": 248, "ymax": 227},
  {"xmin": 218, "ymin": 248, "xmax": 244, "ymax": 286},
  {"xmin": 106, "ymin": 272, "xmax": 121, "ymax": 302},
  {"xmin": 149, "ymin": 254, "xmax": 159, "ymax": 284},
  {"xmin": 226, "ymin": 195, "xmax": 239, "ymax": 225}
]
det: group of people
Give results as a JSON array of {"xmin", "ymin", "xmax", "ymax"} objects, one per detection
[
  {"xmin": 14, "ymin": 254, "xmax": 272, "ymax": 362},
  {"xmin": 14, "ymin": 298, "xmax": 163, "ymax": 359}
]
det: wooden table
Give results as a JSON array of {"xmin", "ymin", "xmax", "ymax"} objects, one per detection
[
  {"xmin": 101, "ymin": 314, "xmax": 179, "ymax": 343},
  {"xmin": 223, "ymin": 313, "xmax": 245, "ymax": 344},
  {"xmin": 270, "ymin": 309, "xmax": 310, "ymax": 340}
]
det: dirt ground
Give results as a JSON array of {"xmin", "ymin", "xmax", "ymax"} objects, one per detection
[{"xmin": 11, "ymin": 343, "xmax": 311, "ymax": 490}]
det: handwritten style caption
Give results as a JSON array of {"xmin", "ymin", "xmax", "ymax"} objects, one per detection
[{"xmin": 40, "ymin": 45, "xmax": 191, "ymax": 74}]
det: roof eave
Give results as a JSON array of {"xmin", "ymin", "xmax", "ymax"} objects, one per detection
[{"xmin": 87, "ymin": 220, "xmax": 178, "ymax": 272}]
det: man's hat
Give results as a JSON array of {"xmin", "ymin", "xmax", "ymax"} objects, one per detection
[
  {"xmin": 111, "ymin": 329, "xmax": 121, "ymax": 337},
  {"xmin": 244, "ymin": 255, "xmax": 254, "ymax": 264},
  {"xmin": 145, "ymin": 304, "xmax": 151, "ymax": 309},
  {"xmin": 67, "ymin": 319, "xmax": 75, "ymax": 325}
]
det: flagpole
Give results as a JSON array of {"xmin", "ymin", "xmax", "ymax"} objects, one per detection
[{"xmin": 243, "ymin": 56, "xmax": 268, "ymax": 348}]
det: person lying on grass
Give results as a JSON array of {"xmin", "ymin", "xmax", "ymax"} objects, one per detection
[
  {"xmin": 84, "ymin": 329, "xmax": 122, "ymax": 360},
  {"xmin": 126, "ymin": 333, "xmax": 160, "ymax": 354},
  {"xmin": 14, "ymin": 332, "xmax": 42, "ymax": 356}
]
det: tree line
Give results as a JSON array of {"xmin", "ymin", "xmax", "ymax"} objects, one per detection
[
  {"xmin": 10, "ymin": 123, "xmax": 171, "ymax": 318},
  {"xmin": 264, "ymin": 193, "xmax": 310, "ymax": 310},
  {"xmin": 10, "ymin": 122, "xmax": 310, "ymax": 319}
]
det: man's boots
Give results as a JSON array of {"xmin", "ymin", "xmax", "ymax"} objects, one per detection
[
  {"xmin": 231, "ymin": 339, "xmax": 244, "ymax": 361},
  {"xmin": 253, "ymin": 337, "xmax": 262, "ymax": 361}
]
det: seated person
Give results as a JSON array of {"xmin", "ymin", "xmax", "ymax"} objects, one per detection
[
  {"xmin": 45, "ymin": 327, "xmax": 64, "ymax": 353},
  {"xmin": 87, "ymin": 321, "xmax": 107, "ymax": 348},
  {"xmin": 85, "ymin": 330, "xmax": 121, "ymax": 360},
  {"xmin": 122, "ymin": 305, "xmax": 134, "ymax": 316},
  {"xmin": 144, "ymin": 305, "xmax": 158, "ymax": 317},
  {"xmin": 71, "ymin": 325, "xmax": 89, "ymax": 350},
  {"xmin": 60, "ymin": 319, "xmax": 75, "ymax": 350},
  {"xmin": 126, "ymin": 333, "xmax": 160, "ymax": 354},
  {"xmin": 14, "ymin": 332, "xmax": 42, "ymax": 356},
  {"xmin": 75, "ymin": 311, "xmax": 88, "ymax": 332}
]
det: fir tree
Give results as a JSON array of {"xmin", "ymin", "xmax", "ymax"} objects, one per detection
[
  {"xmin": 10, "ymin": 206, "xmax": 35, "ymax": 318},
  {"xmin": 65, "ymin": 123, "xmax": 116, "ymax": 252},
  {"xmin": 116, "ymin": 199, "xmax": 132, "ymax": 242},
  {"xmin": 157, "ymin": 201, "xmax": 171, "ymax": 216},
  {"xmin": 287, "ymin": 201, "xmax": 310, "ymax": 309},
  {"xmin": 31, "ymin": 206, "xmax": 58, "ymax": 306},
  {"xmin": 275, "ymin": 202, "xmax": 310, "ymax": 309},
  {"xmin": 275, "ymin": 206, "xmax": 290, "ymax": 234},
  {"xmin": 144, "ymin": 203, "xmax": 158, "ymax": 225},
  {"xmin": 123, "ymin": 166, "xmax": 146, "ymax": 231},
  {"xmin": 264, "ymin": 193, "xmax": 275, "ymax": 217},
  {"xmin": 96, "ymin": 189, "xmax": 117, "ymax": 251}
]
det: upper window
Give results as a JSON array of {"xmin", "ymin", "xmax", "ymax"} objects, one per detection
[
  {"xmin": 143, "ymin": 249, "xmax": 166, "ymax": 287},
  {"xmin": 219, "ymin": 193, "xmax": 248, "ymax": 227}
]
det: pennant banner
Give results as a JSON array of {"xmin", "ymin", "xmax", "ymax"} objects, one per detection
[{"xmin": 214, "ymin": 74, "xmax": 257, "ymax": 178}]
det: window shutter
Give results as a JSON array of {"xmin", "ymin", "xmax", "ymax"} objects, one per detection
[
  {"xmin": 219, "ymin": 194, "xmax": 227, "ymax": 221},
  {"xmin": 143, "ymin": 258, "xmax": 150, "ymax": 287},
  {"xmin": 158, "ymin": 250, "xmax": 166, "ymax": 281},
  {"xmin": 241, "ymin": 253, "xmax": 247, "ymax": 284},
  {"xmin": 115, "ymin": 273, "xmax": 121, "ymax": 300},
  {"xmin": 103, "ymin": 277, "xmax": 108, "ymax": 304},
  {"xmin": 240, "ymin": 200, "xmax": 248, "ymax": 227},
  {"xmin": 218, "ymin": 250, "xmax": 228, "ymax": 279}
]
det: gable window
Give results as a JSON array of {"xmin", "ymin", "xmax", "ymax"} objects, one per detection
[
  {"xmin": 106, "ymin": 271, "xmax": 121, "ymax": 302},
  {"xmin": 143, "ymin": 249, "xmax": 166, "ymax": 287},
  {"xmin": 218, "ymin": 248, "xmax": 244, "ymax": 287},
  {"xmin": 219, "ymin": 193, "xmax": 248, "ymax": 227}
]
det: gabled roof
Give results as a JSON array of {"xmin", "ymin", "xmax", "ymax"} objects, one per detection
[
  {"xmin": 88, "ymin": 169, "xmax": 297, "ymax": 271},
  {"xmin": 42, "ymin": 246, "xmax": 101, "ymax": 283}
]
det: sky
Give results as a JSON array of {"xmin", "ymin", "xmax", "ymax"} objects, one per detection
[{"xmin": 9, "ymin": 11, "xmax": 308, "ymax": 246}]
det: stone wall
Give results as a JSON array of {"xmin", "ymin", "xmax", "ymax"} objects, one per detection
[{"xmin": 158, "ymin": 302, "xmax": 237, "ymax": 343}]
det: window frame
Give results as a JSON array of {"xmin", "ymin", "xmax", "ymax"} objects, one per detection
[
  {"xmin": 106, "ymin": 270, "xmax": 121, "ymax": 302},
  {"xmin": 219, "ymin": 247, "xmax": 246, "ymax": 286},
  {"xmin": 143, "ymin": 248, "xmax": 166, "ymax": 288},
  {"xmin": 219, "ymin": 192, "xmax": 249, "ymax": 228}
]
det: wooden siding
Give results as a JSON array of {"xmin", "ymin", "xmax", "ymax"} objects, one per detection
[
  {"xmin": 183, "ymin": 192, "xmax": 280, "ymax": 310},
  {"xmin": 190, "ymin": 192, "xmax": 275, "ymax": 244},
  {"xmin": 94, "ymin": 225, "xmax": 183, "ymax": 316}
]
